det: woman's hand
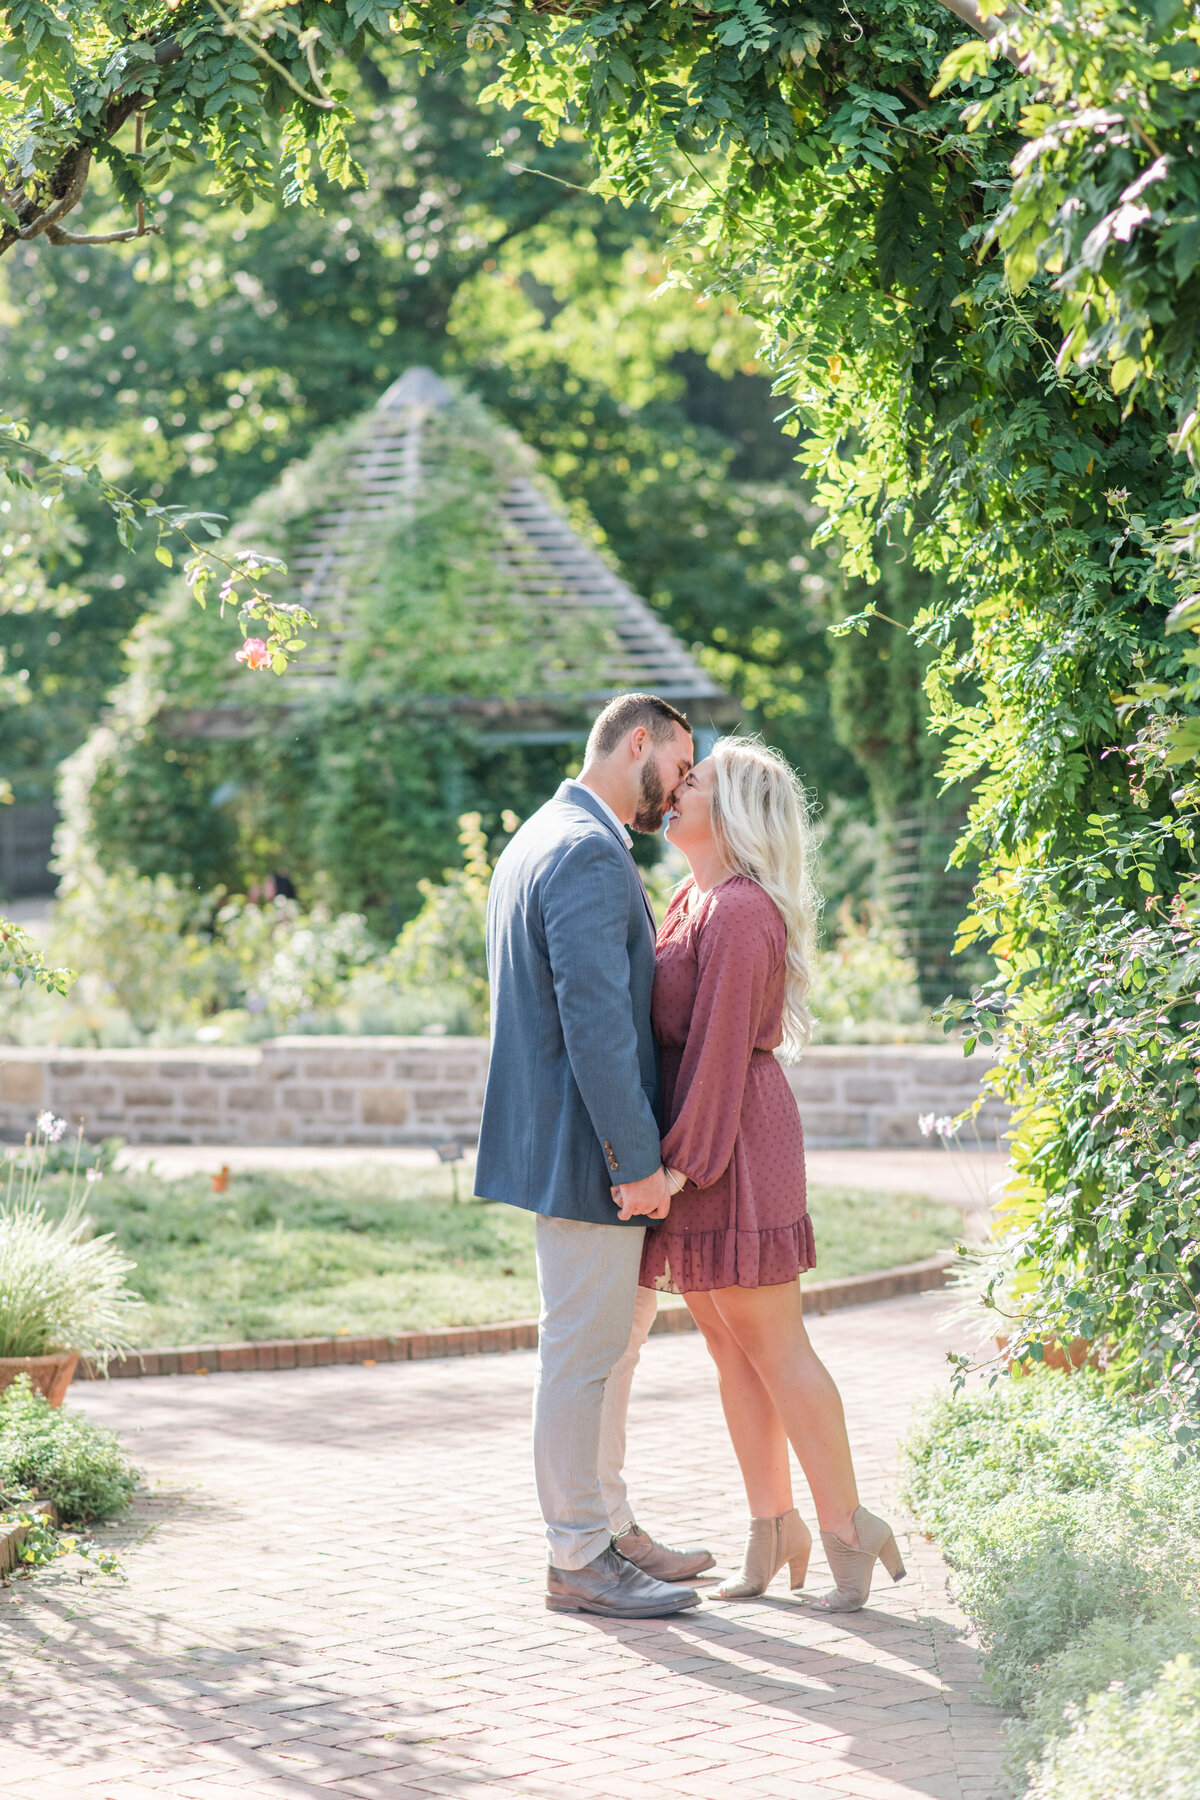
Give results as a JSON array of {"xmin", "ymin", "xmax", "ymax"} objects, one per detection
[{"xmin": 610, "ymin": 1166, "xmax": 672, "ymax": 1221}]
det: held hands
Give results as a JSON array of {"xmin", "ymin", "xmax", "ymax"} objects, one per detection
[{"xmin": 611, "ymin": 1164, "xmax": 672, "ymax": 1222}]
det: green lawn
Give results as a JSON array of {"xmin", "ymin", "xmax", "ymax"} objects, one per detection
[{"xmin": 42, "ymin": 1165, "xmax": 961, "ymax": 1346}]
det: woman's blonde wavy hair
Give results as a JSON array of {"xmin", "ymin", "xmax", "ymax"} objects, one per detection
[{"xmin": 708, "ymin": 736, "xmax": 821, "ymax": 1062}]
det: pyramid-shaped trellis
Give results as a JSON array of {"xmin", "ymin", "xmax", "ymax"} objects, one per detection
[{"xmin": 169, "ymin": 368, "xmax": 736, "ymax": 741}]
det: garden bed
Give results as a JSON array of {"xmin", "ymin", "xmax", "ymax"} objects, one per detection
[
  {"xmin": 901, "ymin": 1370, "xmax": 1200, "ymax": 1798},
  {"xmin": 0, "ymin": 1375, "xmax": 137, "ymax": 1579},
  {"xmin": 41, "ymin": 1163, "xmax": 964, "ymax": 1346}
]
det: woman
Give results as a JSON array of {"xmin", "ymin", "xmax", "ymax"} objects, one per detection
[{"xmin": 636, "ymin": 737, "xmax": 905, "ymax": 1610}]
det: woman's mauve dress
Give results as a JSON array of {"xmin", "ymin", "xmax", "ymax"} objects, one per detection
[{"xmin": 638, "ymin": 874, "xmax": 816, "ymax": 1294}]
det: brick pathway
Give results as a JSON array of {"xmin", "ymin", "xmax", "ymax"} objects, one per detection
[{"xmin": 0, "ymin": 1293, "xmax": 1004, "ymax": 1800}]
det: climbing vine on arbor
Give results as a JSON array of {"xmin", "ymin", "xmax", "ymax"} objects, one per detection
[{"xmin": 389, "ymin": 0, "xmax": 1200, "ymax": 1409}]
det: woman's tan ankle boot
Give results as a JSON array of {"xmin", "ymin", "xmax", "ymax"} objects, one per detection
[
  {"xmin": 806, "ymin": 1506, "xmax": 906, "ymax": 1612},
  {"xmin": 714, "ymin": 1508, "xmax": 812, "ymax": 1600}
]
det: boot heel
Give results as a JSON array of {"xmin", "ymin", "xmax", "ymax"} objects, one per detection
[
  {"xmin": 805, "ymin": 1507, "xmax": 906, "ymax": 1613},
  {"xmin": 878, "ymin": 1532, "xmax": 906, "ymax": 1583},
  {"xmin": 715, "ymin": 1508, "xmax": 811, "ymax": 1601}
]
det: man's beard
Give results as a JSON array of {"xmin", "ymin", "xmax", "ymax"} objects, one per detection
[{"xmin": 631, "ymin": 760, "xmax": 669, "ymax": 834}]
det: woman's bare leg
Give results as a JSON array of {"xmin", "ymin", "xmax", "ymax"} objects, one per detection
[
  {"xmin": 685, "ymin": 1289, "xmax": 794, "ymax": 1517},
  {"xmin": 709, "ymin": 1281, "xmax": 860, "ymax": 1544}
]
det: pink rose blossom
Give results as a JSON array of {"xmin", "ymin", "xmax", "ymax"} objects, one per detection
[{"xmin": 236, "ymin": 637, "xmax": 271, "ymax": 671}]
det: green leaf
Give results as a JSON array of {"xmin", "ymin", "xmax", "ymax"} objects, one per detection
[{"xmin": 1005, "ymin": 240, "xmax": 1039, "ymax": 296}]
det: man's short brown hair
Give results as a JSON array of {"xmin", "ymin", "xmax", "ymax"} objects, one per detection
[{"xmin": 585, "ymin": 692, "xmax": 692, "ymax": 762}]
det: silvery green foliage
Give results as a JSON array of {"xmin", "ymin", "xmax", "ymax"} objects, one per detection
[
  {"xmin": 903, "ymin": 1372, "xmax": 1200, "ymax": 1791},
  {"xmin": 1027, "ymin": 1654, "xmax": 1200, "ymax": 1800}
]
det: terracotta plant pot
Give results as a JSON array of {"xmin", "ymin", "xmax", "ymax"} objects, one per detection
[
  {"xmin": 995, "ymin": 1334, "xmax": 1101, "ymax": 1375},
  {"xmin": 0, "ymin": 1352, "xmax": 80, "ymax": 1408}
]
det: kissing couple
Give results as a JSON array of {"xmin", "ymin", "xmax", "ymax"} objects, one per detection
[{"xmin": 475, "ymin": 693, "xmax": 906, "ymax": 1618}]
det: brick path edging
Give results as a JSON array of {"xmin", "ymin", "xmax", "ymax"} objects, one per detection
[
  {"xmin": 77, "ymin": 1253, "xmax": 954, "ymax": 1382},
  {"xmin": 0, "ymin": 1502, "xmax": 56, "ymax": 1578}
]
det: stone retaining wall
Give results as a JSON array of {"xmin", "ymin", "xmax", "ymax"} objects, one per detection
[{"xmin": 0, "ymin": 1038, "xmax": 1007, "ymax": 1149}]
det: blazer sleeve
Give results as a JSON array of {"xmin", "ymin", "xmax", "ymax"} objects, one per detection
[
  {"xmin": 660, "ymin": 885, "xmax": 781, "ymax": 1190},
  {"xmin": 542, "ymin": 832, "xmax": 663, "ymax": 1184}
]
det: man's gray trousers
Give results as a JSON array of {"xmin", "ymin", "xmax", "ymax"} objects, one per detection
[{"xmin": 534, "ymin": 1214, "xmax": 651, "ymax": 1570}]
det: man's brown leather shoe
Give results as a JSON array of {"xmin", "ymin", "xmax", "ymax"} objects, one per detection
[
  {"xmin": 613, "ymin": 1522, "xmax": 716, "ymax": 1582},
  {"xmin": 546, "ymin": 1546, "xmax": 701, "ymax": 1617}
]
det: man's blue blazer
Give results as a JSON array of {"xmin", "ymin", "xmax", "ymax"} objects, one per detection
[{"xmin": 475, "ymin": 781, "xmax": 663, "ymax": 1225}]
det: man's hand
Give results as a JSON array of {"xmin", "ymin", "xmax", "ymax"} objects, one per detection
[{"xmin": 611, "ymin": 1165, "xmax": 671, "ymax": 1222}]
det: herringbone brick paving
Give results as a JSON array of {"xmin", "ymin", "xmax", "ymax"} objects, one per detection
[{"xmin": 0, "ymin": 1293, "xmax": 1005, "ymax": 1799}]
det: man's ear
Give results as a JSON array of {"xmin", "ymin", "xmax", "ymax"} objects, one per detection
[{"xmin": 629, "ymin": 727, "xmax": 648, "ymax": 760}]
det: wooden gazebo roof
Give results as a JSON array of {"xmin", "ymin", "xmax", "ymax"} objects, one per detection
[{"xmin": 162, "ymin": 368, "xmax": 737, "ymax": 742}]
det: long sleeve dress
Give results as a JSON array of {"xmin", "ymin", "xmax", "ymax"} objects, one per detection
[{"xmin": 638, "ymin": 875, "xmax": 816, "ymax": 1293}]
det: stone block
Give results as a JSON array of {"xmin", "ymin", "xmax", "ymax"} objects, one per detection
[
  {"xmin": 872, "ymin": 1111, "xmax": 930, "ymax": 1148},
  {"xmin": 441, "ymin": 1060, "xmax": 483, "ymax": 1081},
  {"xmin": 225, "ymin": 1084, "xmax": 272, "ymax": 1111},
  {"xmin": 121, "ymin": 1087, "xmax": 176, "ymax": 1109},
  {"xmin": 160, "ymin": 1063, "xmax": 207, "ymax": 1081},
  {"xmin": 361, "ymin": 1087, "xmax": 409, "ymax": 1126},
  {"xmin": 329, "ymin": 1087, "xmax": 355, "ymax": 1115},
  {"xmin": 841, "ymin": 1078, "xmax": 899, "ymax": 1104},
  {"xmin": 279, "ymin": 1085, "xmax": 325, "ymax": 1112},
  {"xmin": 414, "ymin": 1087, "xmax": 468, "ymax": 1111},
  {"xmin": 911, "ymin": 1058, "xmax": 989, "ymax": 1089},
  {"xmin": 308, "ymin": 1055, "xmax": 388, "ymax": 1081},
  {"xmin": 180, "ymin": 1086, "xmax": 221, "ymax": 1110},
  {"xmin": 0, "ymin": 1062, "xmax": 43, "ymax": 1106},
  {"xmin": 390, "ymin": 1061, "xmax": 431, "ymax": 1081},
  {"xmin": 47, "ymin": 1082, "xmax": 118, "ymax": 1112},
  {"xmin": 783, "ymin": 1077, "xmax": 836, "ymax": 1104},
  {"xmin": 797, "ymin": 1108, "xmax": 870, "ymax": 1144}
]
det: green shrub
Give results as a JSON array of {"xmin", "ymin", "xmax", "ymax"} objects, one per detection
[
  {"xmin": 902, "ymin": 1371, "xmax": 1200, "ymax": 1789},
  {"xmin": 809, "ymin": 902, "xmax": 928, "ymax": 1043},
  {"xmin": 1016, "ymin": 1604, "xmax": 1200, "ymax": 1775},
  {"xmin": 0, "ymin": 1374, "xmax": 138, "ymax": 1523},
  {"xmin": 1026, "ymin": 1655, "xmax": 1200, "ymax": 1800}
]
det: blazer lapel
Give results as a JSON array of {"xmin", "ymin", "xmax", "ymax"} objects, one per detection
[
  {"xmin": 555, "ymin": 781, "xmax": 657, "ymax": 939},
  {"xmin": 631, "ymin": 865, "xmax": 657, "ymax": 937}
]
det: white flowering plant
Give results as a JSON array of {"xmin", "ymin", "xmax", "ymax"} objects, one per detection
[{"xmin": 0, "ymin": 1117, "xmax": 142, "ymax": 1363}]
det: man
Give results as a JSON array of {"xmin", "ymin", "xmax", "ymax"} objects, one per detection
[{"xmin": 477, "ymin": 693, "xmax": 714, "ymax": 1618}]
